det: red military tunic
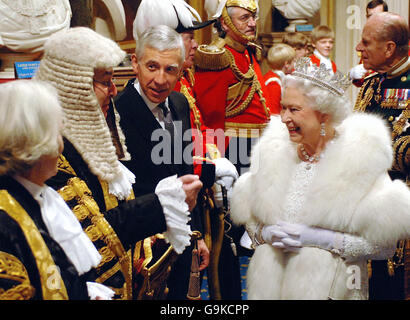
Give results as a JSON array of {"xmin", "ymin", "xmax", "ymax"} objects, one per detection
[
  {"xmin": 263, "ymin": 70, "xmax": 283, "ymax": 115},
  {"xmin": 309, "ymin": 53, "xmax": 337, "ymax": 73},
  {"xmin": 193, "ymin": 36, "xmax": 272, "ymax": 154},
  {"xmin": 174, "ymin": 70, "xmax": 217, "ymax": 188}
]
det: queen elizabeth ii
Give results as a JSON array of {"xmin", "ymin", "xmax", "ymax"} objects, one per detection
[{"xmin": 230, "ymin": 58, "xmax": 410, "ymax": 300}]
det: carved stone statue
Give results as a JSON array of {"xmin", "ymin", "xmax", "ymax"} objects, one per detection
[
  {"xmin": 0, "ymin": 0, "xmax": 72, "ymax": 78},
  {"xmin": 272, "ymin": 0, "xmax": 321, "ymax": 32},
  {"xmin": 0, "ymin": 0, "xmax": 72, "ymax": 52}
]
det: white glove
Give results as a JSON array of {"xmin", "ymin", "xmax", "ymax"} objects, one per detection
[
  {"xmin": 213, "ymin": 158, "xmax": 239, "ymax": 190},
  {"xmin": 349, "ymin": 64, "xmax": 367, "ymax": 80},
  {"xmin": 213, "ymin": 183, "xmax": 232, "ymax": 208},
  {"xmin": 259, "ymin": 224, "xmax": 289, "ymax": 245},
  {"xmin": 273, "ymin": 221, "xmax": 344, "ymax": 253}
]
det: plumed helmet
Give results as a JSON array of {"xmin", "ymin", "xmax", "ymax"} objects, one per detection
[{"xmin": 133, "ymin": 0, "xmax": 215, "ymax": 40}]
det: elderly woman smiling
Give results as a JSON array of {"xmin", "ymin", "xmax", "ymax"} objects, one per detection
[{"xmin": 230, "ymin": 58, "xmax": 410, "ymax": 300}]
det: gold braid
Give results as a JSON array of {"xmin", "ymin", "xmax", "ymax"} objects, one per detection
[
  {"xmin": 354, "ymin": 78, "xmax": 375, "ymax": 112},
  {"xmin": 392, "ymin": 102, "xmax": 410, "ymax": 140},
  {"xmin": 224, "ymin": 50, "xmax": 270, "ymax": 118},
  {"xmin": 180, "ymin": 83, "xmax": 202, "ymax": 131}
]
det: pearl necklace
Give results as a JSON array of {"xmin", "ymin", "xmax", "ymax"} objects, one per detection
[
  {"xmin": 299, "ymin": 131, "xmax": 337, "ymax": 169},
  {"xmin": 299, "ymin": 144, "xmax": 320, "ymax": 163}
]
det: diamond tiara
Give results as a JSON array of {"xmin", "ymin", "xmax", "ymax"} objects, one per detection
[{"xmin": 291, "ymin": 57, "xmax": 352, "ymax": 96}]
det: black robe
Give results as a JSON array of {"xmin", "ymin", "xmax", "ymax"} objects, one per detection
[
  {"xmin": 46, "ymin": 138, "xmax": 167, "ymax": 299},
  {"xmin": 0, "ymin": 175, "xmax": 90, "ymax": 300}
]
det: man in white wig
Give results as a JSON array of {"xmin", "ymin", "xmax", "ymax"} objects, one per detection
[{"xmin": 35, "ymin": 27, "xmax": 203, "ymax": 300}]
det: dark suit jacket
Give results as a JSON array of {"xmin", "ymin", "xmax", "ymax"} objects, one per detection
[
  {"xmin": 115, "ymin": 79, "xmax": 192, "ymax": 191},
  {"xmin": 115, "ymin": 78, "xmax": 205, "ymax": 300},
  {"xmin": 115, "ymin": 78, "xmax": 203, "ymax": 232}
]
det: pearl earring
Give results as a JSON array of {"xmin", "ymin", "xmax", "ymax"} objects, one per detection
[{"xmin": 320, "ymin": 122, "xmax": 326, "ymax": 136}]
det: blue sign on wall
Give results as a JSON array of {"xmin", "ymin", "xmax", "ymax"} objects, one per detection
[
  {"xmin": 296, "ymin": 24, "xmax": 313, "ymax": 32},
  {"xmin": 14, "ymin": 61, "xmax": 40, "ymax": 79}
]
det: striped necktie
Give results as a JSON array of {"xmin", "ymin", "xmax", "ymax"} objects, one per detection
[{"xmin": 158, "ymin": 102, "xmax": 175, "ymax": 141}]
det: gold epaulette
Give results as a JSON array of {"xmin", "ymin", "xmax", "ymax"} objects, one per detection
[{"xmin": 195, "ymin": 38, "xmax": 230, "ymax": 71}]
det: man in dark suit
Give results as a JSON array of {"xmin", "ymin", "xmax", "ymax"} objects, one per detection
[{"xmin": 115, "ymin": 25, "xmax": 207, "ymax": 300}]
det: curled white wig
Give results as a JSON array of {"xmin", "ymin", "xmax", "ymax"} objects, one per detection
[{"xmin": 35, "ymin": 27, "xmax": 130, "ymax": 183}]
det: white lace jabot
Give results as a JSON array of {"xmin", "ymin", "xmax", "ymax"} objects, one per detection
[
  {"xmin": 14, "ymin": 175, "xmax": 101, "ymax": 275},
  {"xmin": 154, "ymin": 175, "xmax": 192, "ymax": 254}
]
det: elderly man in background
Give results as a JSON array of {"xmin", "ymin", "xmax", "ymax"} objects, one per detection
[{"xmin": 354, "ymin": 12, "xmax": 409, "ymax": 300}]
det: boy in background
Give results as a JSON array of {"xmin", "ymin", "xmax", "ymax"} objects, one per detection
[
  {"xmin": 263, "ymin": 43, "xmax": 296, "ymax": 114},
  {"xmin": 282, "ymin": 32, "xmax": 310, "ymax": 58},
  {"xmin": 309, "ymin": 25, "xmax": 337, "ymax": 73}
]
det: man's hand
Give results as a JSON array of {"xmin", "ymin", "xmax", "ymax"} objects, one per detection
[
  {"xmin": 179, "ymin": 174, "xmax": 203, "ymax": 211},
  {"xmin": 197, "ymin": 239, "xmax": 210, "ymax": 271}
]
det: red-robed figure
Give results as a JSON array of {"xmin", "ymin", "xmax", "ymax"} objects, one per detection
[
  {"xmin": 192, "ymin": 0, "xmax": 274, "ymax": 300},
  {"xmin": 193, "ymin": 0, "xmax": 273, "ymax": 165}
]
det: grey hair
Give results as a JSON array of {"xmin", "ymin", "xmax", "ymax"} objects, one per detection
[
  {"xmin": 283, "ymin": 75, "xmax": 352, "ymax": 125},
  {"xmin": 135, "ymin": 25, "xmax": 185, "ymax": 65},
  {"xmin": 372, "ymin": 12, "xmax": 409, "ymax": 57},
  {"xmin": 0, "ymin": 80, "xmax": 62, "ymax": 175}
]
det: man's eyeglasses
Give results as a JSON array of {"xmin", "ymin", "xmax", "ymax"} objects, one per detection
[{"xmin": 93, "ymin": 78, "xmax": 114, "ymax": 90}]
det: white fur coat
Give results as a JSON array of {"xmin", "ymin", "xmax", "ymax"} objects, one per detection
[{"xmin": 231, "ymin": 114, "xmax": 410, "ymax": 300}]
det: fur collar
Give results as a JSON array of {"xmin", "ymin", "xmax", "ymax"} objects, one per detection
[{"xmin": 232, "ymin": 113, "xmax": 410, "ymax": 245}]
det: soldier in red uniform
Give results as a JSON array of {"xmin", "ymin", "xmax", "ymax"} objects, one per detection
[
  {"xmin": 194, "ymin": 0, "xmax": 273, "ymax": 171},
  {"xmin": 192, "ymin": 0, "xmax": 274, "ymax": 299}
]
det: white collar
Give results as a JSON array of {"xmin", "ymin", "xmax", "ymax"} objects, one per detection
[
  {"xmin": 134, "ymin": 80, "xmax": 169, "ymax": 112},
  {"xmin": 274, "ymin": 70, "xmax": 285, "ymax": 81},
  {"xmin": 313, "ymin": 49, "xmax": 331, "ymax": 62},
  {"xmin": 313, "ymin": 49, "xmax": 333, "ymax": 73},
  {"xmin": 13, "ymin": 175, "xmax": 44, "ymax": 202},
  {"xmin": 13, "ymin": 175, "xmax": 101, "ymax": 275}
]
